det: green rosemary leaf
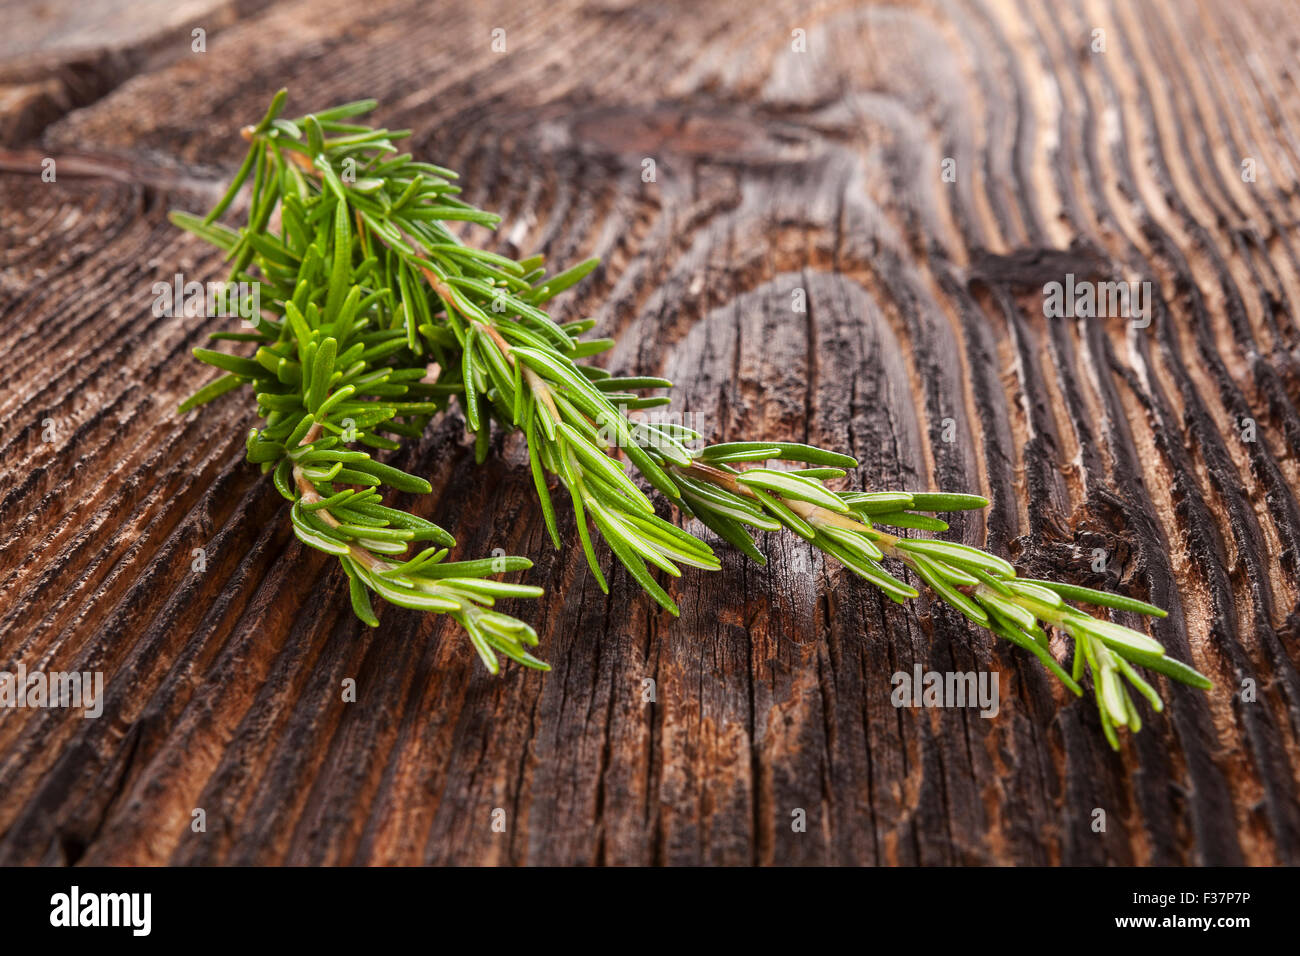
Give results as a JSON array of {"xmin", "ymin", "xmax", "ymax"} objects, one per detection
[
  {"xmin": 969, "ymin": 565, "xmax": 1015, "ymax": 597},
  {"xmin": 1072, "ymin": 632, "xmax": 1088, "ymax": 683},
  {"xmin": 1018, "ymin": 578, "xmax": 1168, "ymax": 618},
  {"xmin": 525, "ymin": 411, "xmax": 562, "ymax": 548},
  {"xmin": 512, "ymin": 345, "xmax": 610, "ymax": 410},
  {"xmin": 631, "ymin": 425, "xmax": 693, "ymax": 467},
  {"xmin": 867, "ymin": 511, "xmax": 950, "ymax": 532},
  {"xmin": 594, "ymin": 376, "xmax": 673, "ymax": 392},
  {"xmin": 532, "ymin": 257, "xmax": 599, "ymax": 302},
  {"xmin": 303, "ymin": 488, "xmax": 360, "ymax": 511},
  {"xmin": 271, "ymin": 118, "xmax": 302, "ymax": 140},
  {"xmin": 903, "ymin": 492, "xmax": 990, "ymax": 512},
  {"xmin": 599, "ymin": 507, "xmax": 681, "ymax": 577},
  {"xmin": 907, "ymin": 554, "xmax": 990, "ymax": 626},
  {"xmin": 745, "ymin": 486, "xmax": 817, "ymax": 540},
  {"xmin": 676, "ymin": 476, "xmax": 781, "ymax": 530},
  {"xmin": 343, "ymin": 560, "xmax": 381, "ymax": 627},
  {"xmin": 443, "ymin": 610, "xmax": 492, "ymax": 670},
  {"xmin": 921, "ymin": 558, "xmax": 979, "ymax": 587},
  {"xmin": 474, "ymin": 417, "xmax": 493, "ymax": 465},
  {"xmin": 1005, "ymin": 580, "xmax": 1065, "ymax": 609},
  {"xmin": 169, "ymin": 210, "xmax": 240, "ymax": 251},
  {"xmin": 991, "ymin": 619, "xmax": 1082, "ymax": 696},
  {"xmin": 273, "ymin": 458, "xmax": 296, "ymax": 501},
  {"xmin": 571, "ymin": 338, "xmax": 615, "ymax": 358},
  {"xmin": 308, "ymin": 336, "xmax": 338, "ymax": 413},
  {"xmin": 344, "ymin": 501, "xmax": 452, "ymax": 544},
  {"xmin": 843, "ymin": 491, "xmax": 916, "ymax": 514},
  {"xmin": 698, "ymin": 445, "xmax": 783, "ymax": 464},
  {"xmin": 193, "ymin": 347, "xmax": 262, "ymax": 378},
  {"xmin": 376, "ymin": 547, "xmax": 449, "ymax": 578},
  {"xmin": 325, "ymin": 200, "xmax": 352, "ymax": 321},
  {"xmin": 426, "ymin": 242, "xmax": 523, "ymax": 273},
  {"xmin": 736, "ymin": 468, "xmax": 850, "ymax": 513},
  {"xmin": 253, "ymin": 88, "xmax": 290, "ymax": 133},
  {"xmin": 410, "ymin": 557, "xmax": 531, "ymax": 580},
  {"xmin": 570, "ymin": 491, "xmax": 610, "ymax": 592},
  {"xmin": 617, "ymin": 511, "xmax": 720, "ymax": 570},
  {"xmin": 976, "ymin": 591, "xmax": 1038, "ymax": 634},
  {"xmin": 894, "ymin": 538, "xmax": 1016, "ymax": 579},
  {"xmin": 556, "ymin": 422, "xmax": 652, "ymax": 514},
  {"xmin": 618, "ymin": 433, "xmax": 681, "ymax": 500},
  {"xmin": 178, "ymin": 372, "xmax": 244, "ymax": 413},
  {"xmin": 331, "ymin": 467, "xmax": 380, "ymax": 486},
  {"xmin": 1063, "ymin": 614, "xmax": 1165, "ymax": 657},
  {"xmin": 246, "ymin": 436, "xmax": 287, "ymax": 463},
  {"xmin": 703, "ymin": 442, "xmax": 857, "ymax": 469},
  {"xmin": 1099, "ymin": 663, "xmax": 1130, "ymax": 727},
  {"xmin": 333, "ymin": 523, "xmax": 414, "ymax": 542},
  {"xmin": 691, "ymin": 508, "xmax": 768, "ymax": 565},
  {"xmin": 286, "ymin": 413, "xmax": 318, "ymax": 447},
  {"xmin": 290, "ymin": 501, "xmax": 350, "ymax": 555},
  {"xmin": 816, "ymin": 524, "xmax": 884, "ymax": 562},
  {"xmin": 589, "ymin": 506, "xmax": 679, "ymax": 614},
  {"xmin": 407, "ymin": 206, "xmax": 499, "ymax": 225},
  {"xmin": 435, "ymin": 578, "xmax": 545, "ymax": 600},
  {"xmin": 460, "ymin": 330, "xmax": 483, "ymax": 431},
  {"xmin": 365, "ymin": 572, "xmax": 461, "ymax": 614},
  {"xmin": 1126, "ymin": 651, "xmax": 1213, "ymax": 690},
  {"xmin": 300, "ymin": 461, "xmax": 343, "ymax": 482},
  {"xmin": 315, "ymin": 384, "xmax": 357, "ymax": 420},
  {"xmin": 348, "ymin": 458, "xmax": 432, "ymax": 495},
  {"xmin": 203, "ymin": 146, "xmax": 257, "ymax": 226},
  {"xmin": 790, "ymin": 467, "xmax": 847, "ymax": 481},
  {"xmin": 816, "ymin": 536, "xmax": 917, "ymax": 601}
]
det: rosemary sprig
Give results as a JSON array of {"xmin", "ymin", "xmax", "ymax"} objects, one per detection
[
  {"xmin": 172, "ymin": 94, "xmax": 545, "ymax": 674},
  {"xmin": 171, "ymin": 91, "xmax": 1211, "ymax": 747}
]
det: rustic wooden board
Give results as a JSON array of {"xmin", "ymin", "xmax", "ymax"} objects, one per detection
[{"xmin": 1, "ymin": 0, "xmax": 1298, "ymax": 865}]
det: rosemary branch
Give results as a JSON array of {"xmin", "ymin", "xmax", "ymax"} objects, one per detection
[{"xmin": 172, "ymin": 91, "xmax": 1210, "ymax": 747}]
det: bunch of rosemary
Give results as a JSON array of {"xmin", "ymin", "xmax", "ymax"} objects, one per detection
[{"xmin": 172, "ymin": 91, "xmax": 1210, "ymax": 748}]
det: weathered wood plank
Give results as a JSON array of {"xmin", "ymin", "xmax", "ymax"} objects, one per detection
[{"xmin": 1, "ymin": 0, "xmax": 1298, "ymax": 865}]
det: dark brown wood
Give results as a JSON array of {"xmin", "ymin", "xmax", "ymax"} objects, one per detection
[{"xmin": 1, "ymin": 0, "xmax": 1298, "ymax": 866}]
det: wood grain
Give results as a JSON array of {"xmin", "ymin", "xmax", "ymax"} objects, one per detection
[{"xmin": 1, "ymin": 0, "xmax": 1298, "ymax": 865}]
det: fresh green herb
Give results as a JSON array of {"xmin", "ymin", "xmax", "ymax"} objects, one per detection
[{"xmin": 172, "ymin": 91, "xmax": 1210, "ymax": 746}]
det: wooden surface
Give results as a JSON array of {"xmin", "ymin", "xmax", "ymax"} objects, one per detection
[{"xmin": 1, "ymin": 0, "xmax": 1298, "ymax": 866}]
